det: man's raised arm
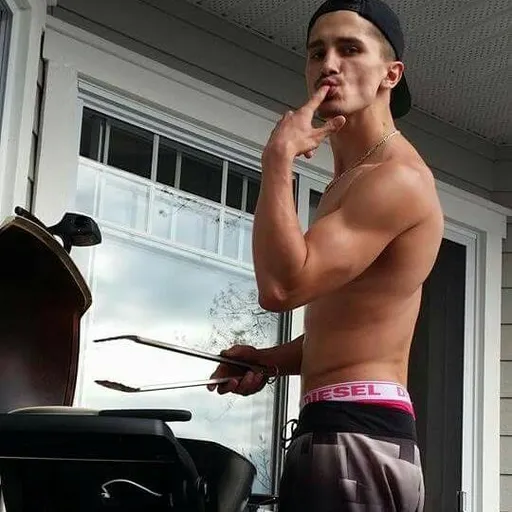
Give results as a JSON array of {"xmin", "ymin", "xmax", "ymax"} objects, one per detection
[{"xmin": 254, "ymin": 161, "xmax": 434, "ymax": 312}]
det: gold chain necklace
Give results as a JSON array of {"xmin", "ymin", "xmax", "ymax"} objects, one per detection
[{"xmin": 324, "ymin": 129, "xmax": 400, "ymax": 195}]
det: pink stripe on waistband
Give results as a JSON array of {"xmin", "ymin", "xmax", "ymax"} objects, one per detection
[
  {"xmin": 301, "ymin": 381, "xmax": 415, "ymax": 417},
  {"xmin": 356, "ymin": 399, "xmax": 416, "ymax": 417}
]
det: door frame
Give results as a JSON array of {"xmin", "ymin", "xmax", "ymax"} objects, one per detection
[{"xmin": 290, "ymin": 173, "xmax": 502, "ymax": 512}]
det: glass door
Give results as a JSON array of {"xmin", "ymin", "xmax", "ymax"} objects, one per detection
[{"xmin": 285, "ymin": 173, "xmax": 473, "ymax": 509}]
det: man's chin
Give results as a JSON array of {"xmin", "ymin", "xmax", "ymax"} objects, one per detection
[{"xmin": 317, "ymin": 104, "xmax": 346, "ymax": 121}]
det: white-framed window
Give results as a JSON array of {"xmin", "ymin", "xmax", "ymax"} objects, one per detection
[{"xmin": 73, "ymin": 101, "xmax": 298, "ymax": 495}]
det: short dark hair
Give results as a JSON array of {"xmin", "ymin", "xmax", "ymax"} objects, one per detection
[{"xmin": 367, "ymin": 23, "xmax": 396, "ymax": 61}]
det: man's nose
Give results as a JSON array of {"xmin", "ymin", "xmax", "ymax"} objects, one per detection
[{"xmin": 321, "ymin": 49, "xmax": 340, "ymax": 76}]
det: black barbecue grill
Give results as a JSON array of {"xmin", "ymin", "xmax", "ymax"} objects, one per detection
[{"xmin": 0, "ymin": 208, "xmax": 274, "ymax": 512}]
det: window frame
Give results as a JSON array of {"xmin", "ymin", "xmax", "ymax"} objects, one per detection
[{"xmin": 76, "ymin": 93, "xmax": 294, "ymax": 495}]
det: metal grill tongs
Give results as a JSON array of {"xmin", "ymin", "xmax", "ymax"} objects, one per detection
[{"xmin": 93, "ymin": 334, "xmax": 276, "ymax": 393}]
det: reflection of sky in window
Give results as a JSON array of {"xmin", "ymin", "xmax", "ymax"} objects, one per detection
[{"xmin": 74, "ymin": 227, "xmax": 279, "ymax": 493}]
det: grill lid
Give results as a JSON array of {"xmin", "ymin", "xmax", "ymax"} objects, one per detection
[{"xmin": 0, "ymin": 208, "xmax": 101, "ymax": 412}]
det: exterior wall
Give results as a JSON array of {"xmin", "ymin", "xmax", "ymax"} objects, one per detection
[
  {"xmin": 494, "ymin": 147, "xmax": 512, "ymax": 511},
  {"xmin": 50, "ymin": 0, "xmax": 501, "ymax": 201}
]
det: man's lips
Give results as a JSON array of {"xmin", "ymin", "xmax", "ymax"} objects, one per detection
[
  {"xmin": 317, "ymin": 79, "xmax": 341, "ymax": 100},
  {"xmin": 318, "ymin": 78, "xmax": 339, "ymax": 88}
]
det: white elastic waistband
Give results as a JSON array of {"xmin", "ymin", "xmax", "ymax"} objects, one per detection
[{"xmin": 302, "ymin": 380, "xmax": 412, "ymax": 407}]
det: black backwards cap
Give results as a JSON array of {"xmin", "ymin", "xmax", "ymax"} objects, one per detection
[{"xmin": 307, "ymin": 0, "xmax": 411, "ymax": 118}]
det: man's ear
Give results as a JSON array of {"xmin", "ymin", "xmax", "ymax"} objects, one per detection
[{"xmin": 383, "ymin": 61, "xmax": 405, "ymax": 90}]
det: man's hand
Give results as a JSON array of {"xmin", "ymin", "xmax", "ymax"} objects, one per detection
[
  {"xmin": 207, "ymin": 345, "xmax": 269, "ymax": 396},
  {"xmin": 263, "ymin": 85, "xmax": 346, "ymax": 163}
]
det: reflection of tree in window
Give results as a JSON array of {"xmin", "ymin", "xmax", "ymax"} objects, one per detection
[
  {"xmin": 246, "ymin": 433, "xmax": 272, "ymax": 493},
  {"xmin": 206, "ymin": 282, "xmax": 277, "ymax": 351},
  {"xmin": 205, "ymin": 281, "xmax": 278, "ymax": 493}
]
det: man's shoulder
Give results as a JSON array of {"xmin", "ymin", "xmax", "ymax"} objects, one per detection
[
  {"xmin": 340, "ymin": 157, "xmax": 441, "ymax": 234},
  {"xmin": 349, "ymin": 157, "xmax": 437, "ymax": 208},
  {"xmin": 367, "ymin": 155, "xmax": 433, "ymax": 189}
]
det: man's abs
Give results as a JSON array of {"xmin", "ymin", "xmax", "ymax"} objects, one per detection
[
  {"xmin": 299, "ymin": 209, "xmax": 440, "ymax": 394},
  {"xmin": 300, "ymin": 276, "xmax": 423, "ymax": 394}
]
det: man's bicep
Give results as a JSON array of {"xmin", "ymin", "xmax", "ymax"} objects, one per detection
[
  {"xmin": 272, "ymin": 166, "xmax": 431, "ymax": 310},
  {"xmin": 303, "ymin": 168, "xmax": 430, "ymax": 287},
  {"xmin": 303, "ymin": 208, "xmax": 393, "ymax": 285}
]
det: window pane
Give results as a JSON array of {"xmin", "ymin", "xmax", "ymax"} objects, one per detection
[
  {"xmin": 241, "ymin": 217, "xmax": 253, "ymax": 265},
  {"xmin": 76, "ymin": 161, "xmax": 97, "ymax": 215},
  {"xmin": 227, "ymin": 163, "xmax": 261, "ymax": 214},
  {"xmin": 246, "ymin": 178, "xmax": 260, "ymax": 214},
  {"xmin": 107, "ymin": 119, "xmax": 153, "ymax": 179},
  {"xmin": 151, "ymin": 189, "xmax": 220, "ymax": 254},
  {"xmin": 151, "ymin": 188, "xmax": 177, "ymax": 241},
  {"xmin": 157, "ymin": 137, "xmax": 177, "ymax": 187},
  {"xmin": 180, "ymin": 147, "xmax": 222, "ymax": 203},
  {"xmin": 222, "ymin": 212, "xmax": 241, "ymax": 260},
  {"xmin": 80, "ymin": 108, "xmax": 105, "ymax": 161},
  {"xmin": 309, "ymin": 189, "xmax": 323, "ymax": 227},
  {"xmin": 99, "ymin": 173, "xmax": 150, "ymax": 231},
  {"xmin": 78, "ymin": 233, "xmax": 279, "ymax": 494},
  {"xmin": 174, "ymin": 195, "xmax": 220, "ymax": 253},
  {"xmin": 226, "ymin": 172, "xmax": 243, "ymax": 210}
]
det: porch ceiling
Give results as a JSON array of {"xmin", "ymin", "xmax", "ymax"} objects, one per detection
[{"xmin": 184, "ymin": 0, "xmax": 512, "ymax": 146}]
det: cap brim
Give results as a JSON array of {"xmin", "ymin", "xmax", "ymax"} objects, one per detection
[{"xmin": 391, "ymin": 74, "xmax": 411, "ymax": 119}]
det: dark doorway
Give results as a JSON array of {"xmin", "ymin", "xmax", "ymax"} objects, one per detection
[{"xmin": 408, "ymin": 238, "xmax": 466, "ymax": 511}]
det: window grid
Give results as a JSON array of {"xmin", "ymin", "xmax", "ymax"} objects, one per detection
[
  {"xmin": 80, "ymin": 158, "xmax": 256, "ymax": 270},
  {"xmin": 102, "ymin": 121, "xmax": 111, "ymax": 165},
  {"xmin": 97, "ymin": 120, "xmax": 105, "ymax": 162},
  {"xmin": 80, "ymin": 108, "xmax": 264, "ymax": 218},
  {"xmin": 241, "ymin": 176, "xmax": 249, "ymax": 213},
  {"xmin": 150, "ymin": 133, "xmax": 159, "ymax": 182},
  {"xmin": 217, "ymin": 161, "xmax": 229, "ymax": 257},
  {"xmin": 174, "ymin": 152, "xmax": 182, "ymax": 189}
]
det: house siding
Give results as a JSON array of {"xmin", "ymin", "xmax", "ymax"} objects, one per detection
[{"xmin": 498, "ymin": 153, "xmax": 512, "ymax": 511}]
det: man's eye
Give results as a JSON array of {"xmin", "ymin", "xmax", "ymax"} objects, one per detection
[
  {"xmin": 310, "ymin": 51, "xmax": 324, "ymax": 60},
  {"xmin": 343, "ymin": 46, "xmax": 359, "ymax": 55}
]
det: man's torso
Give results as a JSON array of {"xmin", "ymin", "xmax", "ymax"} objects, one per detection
[{"xmin": 301, "ymin": 142, "xmax": 443, "ymax": 393}]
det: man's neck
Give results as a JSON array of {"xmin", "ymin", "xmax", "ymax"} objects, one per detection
[{"xmin": 329, "ymin": 110, "xmax": 397, "ymax": 177}]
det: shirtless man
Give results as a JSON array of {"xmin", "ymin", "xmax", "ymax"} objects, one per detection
[{"xmin": 209, "ymin": 1, "xmax": 444, "ymax": 510}]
